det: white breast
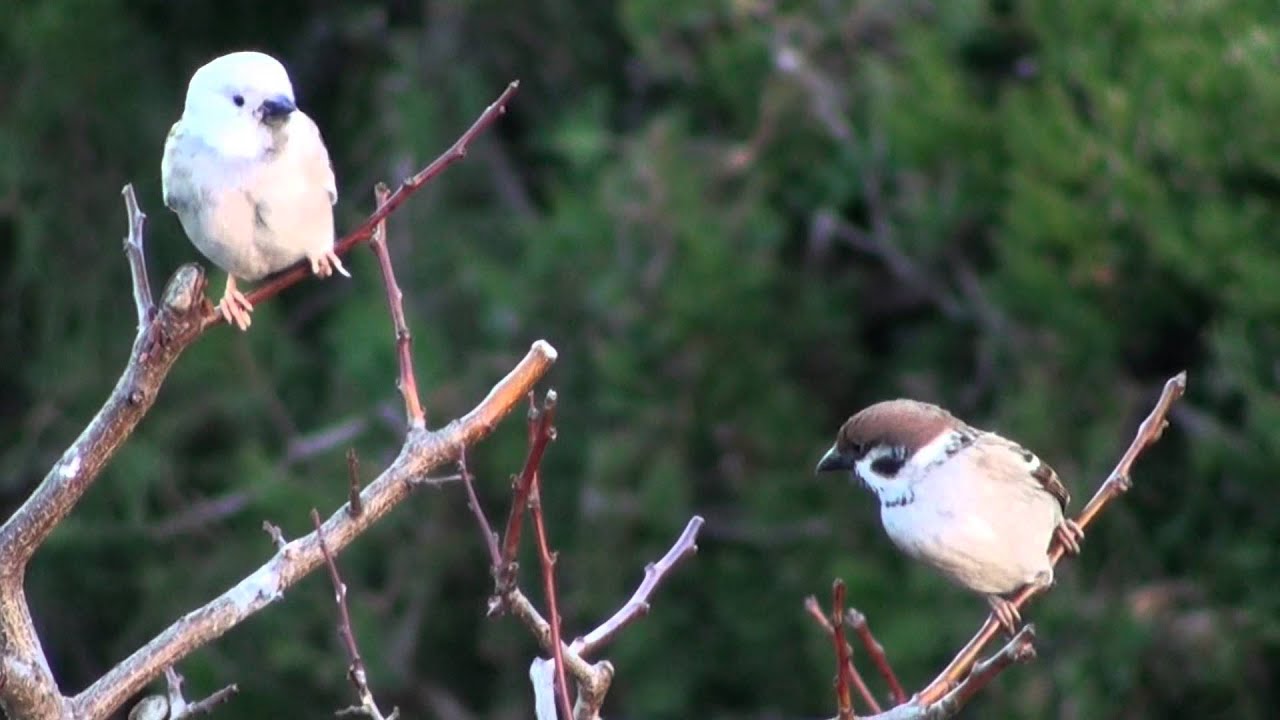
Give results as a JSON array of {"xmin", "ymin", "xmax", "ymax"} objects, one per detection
[{"xmin": 875, "ymin": 432, "xmax": 1061, "ymax": 595}]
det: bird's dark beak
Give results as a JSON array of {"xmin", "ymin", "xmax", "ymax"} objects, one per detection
[
  {"xmin": 260, "ymin": 95, "xmax": 296, "ymax": 122},
  {"xmin": 815, "ymin": 444, "xmax": 855, "ymax": 474}
]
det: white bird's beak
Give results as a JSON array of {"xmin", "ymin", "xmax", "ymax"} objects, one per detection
[{"xmin": 260, "ymin": 95, "xmax": 296, "ymax": 123}]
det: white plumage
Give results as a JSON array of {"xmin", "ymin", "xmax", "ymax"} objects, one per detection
[{"xmin": 161, "ymin": 51, "xmax": 347, "ymax": 329}]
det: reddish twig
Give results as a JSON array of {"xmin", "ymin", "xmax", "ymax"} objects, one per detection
[
  {"xmin": 497, "ymin": 392, "xmax": 557, "ymax": 589},
  {"xmin": 347, "ymin": 448, "xmax": 364, "ymax": 517},
  {"xmin": 572, "ymin": 516, "xmax": 704, "ymax": 657},
  {"xmin": 917, "ymin": 371, "xmax": 1187, "ymax": 705},
  {"xmin": 523, "ymin": 392, "xmax": 572, "ymax": 720},
  {"xmin": 846, "ymin": 609, "xmax": 906, "ymax": 705},
  {"xmin": 227, "ymin": 80, "xmax": 521, "ymax": 320},
  {"xmin": 804, "ymin": 597, "xmax": 879, "ymax": 714},
  {"xmin": 368, "ymin": 182, "xmax": 426, "ymax": 429},
  {"xmin": 830, "ymin": 581, "xmax": 855, "ymax": 720},
  {"xmin": 311, "ymin": 509, "xmax": 397, "ymax": 720}
]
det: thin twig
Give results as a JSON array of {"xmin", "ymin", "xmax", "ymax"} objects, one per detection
[
  {"xmin": 121, "ymin": 184, "xmax": 154, "ymax": 327},
  {"xmin": 804, "ymin": 597, "xmax": 879, "ymax": 714},
  {"xmin": 830, "ymin": 582, "xmax": 855, "ymax": 720},
  {"xmin": 368, "ymin": 182, "xmax": 426, "ymax": 429},
  {"xmin": 524, "ymin": 392, "xmax": 572, "ymax": 720},
  {"xmin": 572, "ymin": 516, "xmax": 704, "ymax": 657},
  {"xmin": 497, "ymin": 392, "xmax": 557, "ymax": 590},
  {"xmin": 237, "ymin": 81, "xmax": 521, "ymax": 316},
  {"xmin": 846, "ymin": 609, "xmax": 906, "ymax": 705},
  {"xmin": 312, "ymin": 509, "xmax": 397, "ymax": 720},
  {"xmin": 347, "ymin": 448, "xmax": 364, "ymax": 517},
  {"xmin": 459, "ymin": 448, "xmax": 502, "ymax": 569},
  {"xmin": 917, "ymin": 371, "xmax": 1187, "ymax": 705},
  {"xmin": 163, "ymin": 666, "xmax": 238, "ymax": 718}
]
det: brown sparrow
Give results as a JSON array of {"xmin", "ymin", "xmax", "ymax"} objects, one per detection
[{"xmin": 816, "ymin": 400, "xmax": 1083, "ymax": 633}]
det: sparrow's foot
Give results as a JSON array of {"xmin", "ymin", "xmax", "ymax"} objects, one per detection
[
  {"xmin": 217, "ymin": 276, "xmax": 254, "ymax": 331},
  {"xmin": 1054, "ymin": 519, "xmax": 1085, "ymax": 555},
  {"xmin": 987, "ymin": 595, "xmax": 1022, "ymax": 636},
  {"xmin": 308, "ymin": 249, "xmax": 350, "ymax": 279}
]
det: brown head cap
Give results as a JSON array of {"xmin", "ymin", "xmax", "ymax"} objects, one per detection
[{"xmin": 816, "ymin": 399, "xmax": 964, "ymax": 473}]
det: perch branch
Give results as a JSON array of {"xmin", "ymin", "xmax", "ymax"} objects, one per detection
[
  {"xmin": 70, "ymin": 341, "xmax": 557, "ymax": 720},
  {"xmin": 312, "ymin": 510, "xmax": 397, "ymax": 720},
  {"xmin": 916, "ymin": 371, "xmax": 1187, "ymax": 705},
  {"xmin": 368, "ymin": 182, "xmax": 426, "ymax": 429},
  {"xmin": 237, "ymin": 81, "xmax": 521, "ymax": 315}
]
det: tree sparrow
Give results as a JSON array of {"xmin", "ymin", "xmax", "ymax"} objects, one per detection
[
  {"xmin": 162, "ymin": 51, "xmax": 348, "ymax": 330},
  {"xmin": 816, "ymin": 400, "xmax": 1083, "ymax": 633}
]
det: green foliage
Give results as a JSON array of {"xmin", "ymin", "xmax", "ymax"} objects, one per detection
[{"xmin": 2, "ymin": 0, "xmax": 1277, "ymax": 717}]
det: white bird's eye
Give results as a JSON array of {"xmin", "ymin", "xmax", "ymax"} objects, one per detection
[{"xmin": 232, "ymin": 94, "xmax": 245, "ymax": 107}]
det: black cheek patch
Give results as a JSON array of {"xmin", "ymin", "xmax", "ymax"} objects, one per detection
[{"xmin": 871, "ymin": 455, "xmax": 905, "ymax": 477}]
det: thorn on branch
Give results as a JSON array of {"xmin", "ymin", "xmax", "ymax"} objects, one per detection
[
  {"xmin": 262, "ymin": 521, "xmax": 286, "ymax": 551},
  {"xmin": 347, "ymin": 448, "xmax": 364, "ymax": 517}
]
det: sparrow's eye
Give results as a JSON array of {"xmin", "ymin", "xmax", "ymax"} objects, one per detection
[{"xmin": 232, "ymin": 94, "xmax": 245, "ymax": 108}]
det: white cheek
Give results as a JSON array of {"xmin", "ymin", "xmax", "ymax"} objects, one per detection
[{"xmin": 855, "ymin": 450, "xmax": 911, "ymax": 505}]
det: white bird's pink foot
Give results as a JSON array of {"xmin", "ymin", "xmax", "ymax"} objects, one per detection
[
  {"xmin": 308, "ymin": 249, "xmax": 349, "ymax": 279},
  {"xmin": 218, "ymin": 275, "xmax": 254, "ymax": 330}
]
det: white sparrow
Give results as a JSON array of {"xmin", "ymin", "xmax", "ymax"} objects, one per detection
[
  {"xmin": 161, "ymin": 51, "xmax": 347, "ymax": 330},
  {"xmin": 816, "ymin": 400, "xmax": 1083, "ymax": 633}
]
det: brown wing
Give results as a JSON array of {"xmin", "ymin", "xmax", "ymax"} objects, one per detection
[{"xmin": 1027, "ymin": 453, "xmax": 1070, "ymax": 513}]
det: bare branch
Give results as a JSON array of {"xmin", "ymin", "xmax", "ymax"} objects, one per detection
[
  {"xmin": 804, "ymin": 597, "xmax": 879, "ymax": 714},
  {"xmin": 458, "ymin": 448, "xmax": 502, "ymax": 573},
  {"xmin": 368, "ymin": 182, "xmax": 426, "ymax": 429},
  {"xmin": 121, "ymin": 184, "xmax": 154, "ymax": 327},
  {"xmin": 69, "ymin": 340, "xmax": 557, "ymax": 720},
  {"xmin": 519, "ymin": 392, "xmax": 572, "ymax": 720},
  {"xmin": 916, "ymin": 371, "xmax": 1187, "ymax": 705},
  {"xmin": 572, "ymin": 515, "xmax": 704, "ymax": 657},
  {"xmin": 312, "ymin": 510, "xmax": 396, "ymax": 720},
  {"xmin": 830, "ymin": 582, "xmax": 854, "ymax": 720},
  {"xmin": 496, "ymin": 392, "xmax": 557, "ymax": 592},
  {"xmin": 846, "ymin": 608, "xmax": 906, "ymax": 705},
  {"xmin": 163, "ymin": 666, "xmax": 237, "ymax": 719}
]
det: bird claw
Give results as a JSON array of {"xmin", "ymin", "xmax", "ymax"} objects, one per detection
[
  {"xmin": 218, "ymin": 286, "xmax": 254, "ymax": 331},
  {"xmin": 988, "ymin": 595, "xmax": 1022, "ymax": 637},
  {"xmin": 1054, "ymin": 519, "xmax": 1085, "ymax": 555},
  {"xmin": 309, "ymin": 249, "xmax": 349, "ymax": 279}
]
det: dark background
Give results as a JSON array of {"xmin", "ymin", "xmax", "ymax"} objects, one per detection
[{"xmin": 2, "ymin": 1, "xmax": 1277, "ymax": 717}]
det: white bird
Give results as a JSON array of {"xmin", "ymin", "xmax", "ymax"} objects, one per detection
[
  {"xmin": 161, "ymin": 51, "xmax": 347, "ymax": 330},
  {"xmin": 816, "ymin": 400, "xmax": 1084, "ymax": 634}
]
